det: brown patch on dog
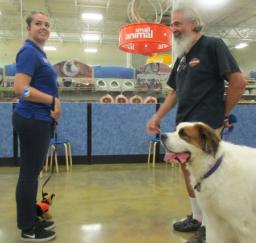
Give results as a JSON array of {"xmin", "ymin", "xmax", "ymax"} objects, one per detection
[{"xmin": 178, "ymin": 123, "xmax": 220, "ymax": 156}]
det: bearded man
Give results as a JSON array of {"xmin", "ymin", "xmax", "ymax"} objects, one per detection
[{"xmin": 146, "ymin": 5, "xmax": 247, "ymax": 243}]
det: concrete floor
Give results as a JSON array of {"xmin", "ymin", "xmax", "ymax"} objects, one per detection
[{"xmin": 0, "ymin": 163, "xmax": 194, "ymax": 243}]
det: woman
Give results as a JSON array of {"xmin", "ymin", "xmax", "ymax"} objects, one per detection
[{"xmin": 13, "ymin": 11, "xmax": 61, "ymax": 242}]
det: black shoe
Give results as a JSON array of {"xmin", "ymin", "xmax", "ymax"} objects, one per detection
[
  {"xmin": 186, "ymin": 226, "xmax": 206, "ymax": 243},
  {"xmin": 173, "ymin": 214, "xmax": 201, "ymax": 232},
  {"xmin": 35, "ymin": 218, "xmax": 55, "ymax": 231},
  {"xmin": 21, "ymin": 228, "xmax": 56, "ymax": 242}
]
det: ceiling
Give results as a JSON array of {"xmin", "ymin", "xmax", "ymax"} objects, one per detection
[{"xmin": 0, "ymin": 0, "xmax": 255, "ymax": 48}]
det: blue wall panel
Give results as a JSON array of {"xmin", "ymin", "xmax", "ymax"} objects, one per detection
[
  {"xmin": 159, "ymin": 106, "xmax": 177, "ymax": 154},
  {"xmin": 161, "ymin": 106, "xmax": 177, "ymax": 133},
  {"xmin": 57, "ymin": 103, "xmax": 87, "ymax": 156},
  {"xmin": 0, "ymin": 103, "xmax": 13, "ymax": 158},
  {"xmin": 94, "ymin": 66, "xmax": 134, "ymax": 79},
  {"xmin": 4, "ymin": 64, "xmax": 16, "ymax": 76},
  {"xmin": 222, "ymin": 105, "xmax": 256, "ymax": 147},
  {"xmin": 159, "ymin": 104, "xmax": 256, "ymax": 154},
  {"xmin": 92, "ymin": 104, "xmax": 156, "ymax": 155},
  {"xmin": 1, "ymin": 103, "xmax": 256, "ymax": 162}
]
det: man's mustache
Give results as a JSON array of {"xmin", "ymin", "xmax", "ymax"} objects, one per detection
[{"xmin": 173, "ymin": 31, "xmax": 183, "ymax": 39}]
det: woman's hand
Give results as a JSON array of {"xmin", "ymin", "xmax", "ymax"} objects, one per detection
[
  {"xmin": 146, "ymin": 114, "xmax": 161, "ymax": 134},
  {"xmin": 224, "ymin": 118, "xmax": 233, "ymax": 129},
  {"xmin": 50, "ymin": 97, "xmax": 62, "ymax": 120}
]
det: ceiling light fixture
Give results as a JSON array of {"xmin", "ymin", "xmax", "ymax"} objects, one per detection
[
  {"xmin": 49, "ymin": 32, "xmax": 59, "ymax": 38},
  {"xmin": 235, "ymin": 43, "xmax": 248, "ymax": 49},
  {"xmin": 81, "ymin": 13, "xmax": 103, "ymax": 21},
  {"xmin": 43, "ymin": 46, "xmax": 57, "ymax": 51},
  {"xmin": 197, "ymin": 0, "xmax": 230, "ymax": 9},
  {"xmin": 82, "ymin": 33, "xmax": 101, "ymax": 42},
  {"xmin": 84, "ymin": 48, "xmax": 98, "ymax": 53}
]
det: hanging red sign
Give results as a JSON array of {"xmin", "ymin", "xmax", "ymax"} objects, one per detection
[{"xmin": 119, "ymin": 23, "xmax": 172, "ymax": 55}]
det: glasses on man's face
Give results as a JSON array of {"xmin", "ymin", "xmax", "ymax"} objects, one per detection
[
  {"xmin": 177, "ymin": 55, "xmax": 186, "ymax": 72},
  {"xmin": 170, "ymin": 21, "xmax": 185, "ymax": 28}
]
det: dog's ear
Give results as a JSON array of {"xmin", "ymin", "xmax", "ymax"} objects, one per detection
[{"xmin": 197, "ymin": 124, "xmax": 220, "ymax": 156}]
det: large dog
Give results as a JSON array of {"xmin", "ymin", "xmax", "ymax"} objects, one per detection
[{"xmin": 160, "ymin": 122, "xmax": 256, "ymax": 243}]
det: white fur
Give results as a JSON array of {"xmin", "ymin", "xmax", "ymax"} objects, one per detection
[{"xmin": 163, "ymin": 122, "xmax": 256, "ymax": 243}]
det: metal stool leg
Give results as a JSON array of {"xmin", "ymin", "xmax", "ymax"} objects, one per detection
[
  {"xmin": 152, "ymin": 142, "xmax": 158, "ymax": 168},
  {"xmin": 39, "ymin": 171, "xmax": 44, "ymax": 178},
  {"xmin": 147, "ymin": 141, "xmax": 152, "ymax": 165},
  {"xmin": 67, "ymin": 143, "xmax": 72, "ymax": 170},
  {"xmin": 63, "ymin": 143, "xmax": 69, "ymax": 172},
  {"xmin": 49, "ymin": 145, "xmax": 55, "ymax": 172},
  {"xmin": 54, "ymin": 150, "xmax": 59, "ymax": 173}
]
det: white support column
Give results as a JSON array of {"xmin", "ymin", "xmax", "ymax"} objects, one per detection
[
  {"xmin": 19, "ymin": 0, "xmax": 24, "ymax": 40},
  {"xmin": 126, "ymin": 53, "xmax": 132, "ymax": 68}
]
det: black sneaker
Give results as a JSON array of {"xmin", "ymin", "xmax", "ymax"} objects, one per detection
[
  {"xmin": 186, "ymin": 226, "xmax": 206, "ymax": 243},
  {"xmin": 173, "ymin": 214, "xmax": 201, "ymax": 232},
  {"xmin": 35, "ymin": 219, "xmax": 55, "ymax": 231},
  {"xmin": 21, "ymin": 228, "xmax": 56, "ymax": 242}
]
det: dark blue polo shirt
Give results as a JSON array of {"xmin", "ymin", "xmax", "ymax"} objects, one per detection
[
  {"xmin": 15, "ymin": 39, "xmax": 58, "ymax": 123},
  {"xmin": 167, "ymin": 35, "xmax": 241, "ymax": 129}
]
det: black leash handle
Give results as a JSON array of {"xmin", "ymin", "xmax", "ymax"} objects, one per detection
[{"xmin": 50, "ymin": 96, "xmax": 56, "ymax": 139}]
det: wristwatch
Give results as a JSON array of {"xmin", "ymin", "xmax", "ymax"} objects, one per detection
[
  {"xmin": 19, "ymin": 86, "xmax": 30, "ymax": 101},
  {"xmin": 23, "ymin": 86, "xmax": 30, "ymax": 97}
]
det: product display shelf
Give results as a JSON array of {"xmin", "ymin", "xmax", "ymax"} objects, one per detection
[
  {"xmin": 224, "ymin": 78, "xmax": 256, "ymax": 103},
  {"xmin": 0, "ymin": 86, "xmax": 163, "ymax": 102}
]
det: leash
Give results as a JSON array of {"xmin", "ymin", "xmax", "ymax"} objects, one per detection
[
  {"xmin": 41, "ymin": 96, "xmax": 57, "ymax": 198},
  {"xmin": 41, "ymin": 170, "xmax": 54, "ymax": 198},
  {"xmin": 41, "ymin": 144, "xmax": 55, "ymax": 198},
  {"xmin": 50, "ymin": 97, "xmax": 57, "ymax": 139}
]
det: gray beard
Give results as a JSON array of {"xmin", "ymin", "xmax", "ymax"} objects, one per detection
[{"xmin": 173, "ymin": 35, "xmax": 194, "ymax": 58}]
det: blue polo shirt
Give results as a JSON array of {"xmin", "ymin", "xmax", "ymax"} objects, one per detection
[{"xmin": 14, "ymin": 39, "xmax": 58, "ymax": 123}]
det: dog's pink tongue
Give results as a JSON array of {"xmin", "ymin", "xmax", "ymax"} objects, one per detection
[{"xmin": 164, "ymin": 152, "xmax": 190, "ymax": 164}]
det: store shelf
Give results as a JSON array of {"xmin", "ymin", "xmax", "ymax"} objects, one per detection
[
  {"xmin": 0, "ymin": 86, "xmax": 163, "ymax": 102},
  {"xmin": 2, "ymin": 85, "xmax": 256, "ymax": 104}
]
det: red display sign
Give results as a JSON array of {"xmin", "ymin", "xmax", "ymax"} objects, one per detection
[{"xmin": 119, "ymin": 23, "xmax": 172, "ymax": 55}]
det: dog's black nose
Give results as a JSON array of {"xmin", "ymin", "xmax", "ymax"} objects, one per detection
[{"xmin": 160, "ymin": 133, "xmax": 168, "ymax": 141}]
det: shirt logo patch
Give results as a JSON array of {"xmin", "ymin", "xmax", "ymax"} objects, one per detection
[
  {"xmin": 189, "ymin": 58, "xmax": 200, "ymax": 67},
  {"xmin": 43, "ymin": 58, "xmax": 48, "ymax": 64}
]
